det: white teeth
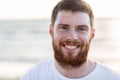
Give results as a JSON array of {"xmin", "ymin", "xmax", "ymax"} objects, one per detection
[{"xmin": 65, "ymin": 45, "xmax": 77, "ymax": 49}]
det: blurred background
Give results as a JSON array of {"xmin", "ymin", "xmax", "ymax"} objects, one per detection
[{"xmin": 0, "ymin": 0, "xmax": 120, "ymax": 80}]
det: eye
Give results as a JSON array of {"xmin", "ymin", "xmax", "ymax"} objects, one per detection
[
  {"xmin": 60, "ymin": 26, "xmax": 68, "ymax": 29},
  {"xmin": 78, "ymin": 27, "xmax": 87, "ymax": 31},
  {"xmin": 77, "ymin": 25, "xmax": 88, "ymax": 32},
  {"xmin": 58, "ymin": 24, "xmax": 69, "ymax": 30}
]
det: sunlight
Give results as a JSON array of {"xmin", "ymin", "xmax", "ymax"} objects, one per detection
[
  {"xmin": 86, "ymin": 0, "xmax": 120, "ymax": 18},
  {"xmin": 0, "ymin": 0, "xmax": 120, "ymax": 19},
  {"xmin": 0, "ymin": 0, "xmax": 59, "ymax": 19}
]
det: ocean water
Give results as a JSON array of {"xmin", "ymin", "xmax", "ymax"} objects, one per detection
[{"xmin": 0, "ymin": 18, "xmax": 120, "ymax": 80}]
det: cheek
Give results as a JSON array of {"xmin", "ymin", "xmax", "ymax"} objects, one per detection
[
  {"xmin": 79, "ymin": 35, "xmax": 91, "ymax": 45},
  {"xmin": 52, "ymin": 33, "xmax": 61, "ymax": 46},
  {"xmin": 53, "ymin": 31, "xmax": 65, "ymax": 41},
  {"xmin": 79, "ymin": 34, "xmax": 88, "ymax": 40}
]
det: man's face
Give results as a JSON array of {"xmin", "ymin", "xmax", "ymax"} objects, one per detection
[{"xmin": 49, "ymin": 11, "xmax": 95, "ymax": 67}]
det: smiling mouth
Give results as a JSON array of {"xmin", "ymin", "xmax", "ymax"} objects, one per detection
[{"xmin": 63, "ymin": 44, "xmax": 80, "ymax": 50}]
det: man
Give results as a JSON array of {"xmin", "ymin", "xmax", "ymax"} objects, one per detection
[{"xmin": 20, "ymin": 0, "xmax": 120, "ymax": 80}]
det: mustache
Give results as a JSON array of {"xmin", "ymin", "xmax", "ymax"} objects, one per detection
[{"xmin": 60, "ymin": 39, "xmax": 84, "ymax": 47}]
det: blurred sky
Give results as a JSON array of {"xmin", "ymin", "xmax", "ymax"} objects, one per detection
[{"xmin": 0, "ymin": 0, "xmax": 120, "ymax": 20}]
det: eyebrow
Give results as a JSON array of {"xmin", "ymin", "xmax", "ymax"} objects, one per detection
[
  {"xmin": 57, "ymin": 24, "xmax": 70, "ymax": 27},
  {"xmin": 77, "ymin": 25, "xmax": 89, "ymax": 28},
  {"xmin": 58, "ymin": 24, "xmax": 89, "ymax": 28}
]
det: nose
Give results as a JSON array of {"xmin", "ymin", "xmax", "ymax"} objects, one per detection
[{"xmin": 66, "ymin": 29, "xmax": 78, "ymax": 41}]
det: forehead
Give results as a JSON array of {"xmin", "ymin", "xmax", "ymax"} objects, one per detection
[{"xmin": 55, "ymin": 11, "xmax": 90, "ymax": 27}]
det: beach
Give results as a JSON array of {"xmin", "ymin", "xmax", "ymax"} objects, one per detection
[{"xmin": 0, "ymin": 18, "xmax": 120, "ymax": 80}]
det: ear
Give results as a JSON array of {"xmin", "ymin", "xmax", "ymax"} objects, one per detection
[
  {"xmin": 49, "ymin": 24, "xmax": 54, "ymax": 37},
  {"xmin": 90, "ymin": 29, "xmax": 95, "ymax": 41}
]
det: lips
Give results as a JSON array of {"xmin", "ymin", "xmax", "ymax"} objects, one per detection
[
  {"xmin": 65, "ymin": 45, "xmax": 77, "ymax": 49},
  {"xmin": 62, "ymin": 43, "xmax": 80, "ymax": 50}
]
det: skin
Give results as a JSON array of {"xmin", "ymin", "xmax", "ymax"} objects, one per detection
[{"xmin": 49, "ymin": 11, "xmax": 96, "ymax": 78}]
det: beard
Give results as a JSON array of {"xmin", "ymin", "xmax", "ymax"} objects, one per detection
[{"xmin": 52, "ymin": 38, "xmax": 91, "ymax": 68}]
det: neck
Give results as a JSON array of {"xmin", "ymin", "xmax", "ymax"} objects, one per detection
[{"xmin": 55, "ymin": 60, "xmax": 96, "ymax": 79}]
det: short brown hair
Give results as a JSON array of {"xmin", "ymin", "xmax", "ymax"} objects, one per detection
[{"xmin": 51, "ymin": 0, "xmax": 94, "ymax": 28}]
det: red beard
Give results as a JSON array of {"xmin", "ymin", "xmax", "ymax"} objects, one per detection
[{"xmin": 52, "ymin": 39, "xmax": 90, "ymax": 67}]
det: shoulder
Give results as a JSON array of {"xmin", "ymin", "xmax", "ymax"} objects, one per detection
[
  {"xmin": 20, "ymin": 59, "xmax": 54, "ymax": 80},
  {"xmin": 95, "ymin": 62, "xmax": 120, "ymax": 80},
  {"xmin": 35, "ymin": 59, "xmax": 54, "ymax": 69}
]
